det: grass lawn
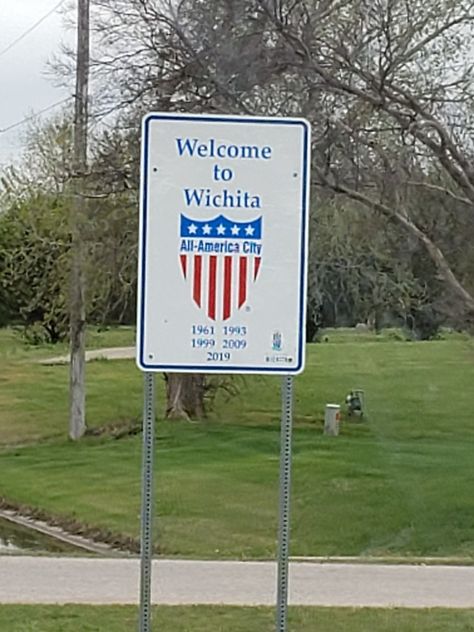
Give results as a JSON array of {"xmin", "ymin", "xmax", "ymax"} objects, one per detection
[
  {"xmin": 1, "ymin": 327, "xmax": 474, "ymax": 558},
  {"xmin": 0, "ymin": 327, "xmax": 137, "ymax": 444},
  {"xmin": 1, "ymin": 606, "xmax": 474, "ymax": 632}
]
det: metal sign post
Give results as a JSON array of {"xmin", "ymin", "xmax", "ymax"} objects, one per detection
[
  {"xmin": 136, "ymin": 112, "xmax": 311, "ymax": 631},
  {"xmin": 276, "ymin": 375, "xmax": 294, "ymax": 632},
  {"xmin": 139, "ymin": 372, "xmax": 155, "ymax": 632}
]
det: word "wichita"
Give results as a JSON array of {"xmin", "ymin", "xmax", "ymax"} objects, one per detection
[{"xmin": 184, "ymin": 188, "xmax": 261, "ymax": 209}]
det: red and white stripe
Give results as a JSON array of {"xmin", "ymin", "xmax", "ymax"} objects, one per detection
[{"xmin": 180, "ymin": 254, "xmax": 261, "ymax": 321}]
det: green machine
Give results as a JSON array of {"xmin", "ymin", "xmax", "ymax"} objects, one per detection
[{"xmin": 345, "ymin": 389, "xmax": 365, "ymax": 419}]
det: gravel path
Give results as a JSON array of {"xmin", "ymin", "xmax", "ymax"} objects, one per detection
[
  {"xmin": 2, "ymin": 557, "xmax": 474, "ymax": 607},
  {"xmin": 38, "ymin": 347, "xmax": 135, "ymax": 365}
]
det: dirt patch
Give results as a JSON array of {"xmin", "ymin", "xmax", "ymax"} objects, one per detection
[{"xmin": 85, "ymin": 419, "xmax": 142, "ymax": 440}]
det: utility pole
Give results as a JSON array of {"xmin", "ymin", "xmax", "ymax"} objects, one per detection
[{"xmin": 69, "ymin": 0, "xmax": 90, "ymax": 440}]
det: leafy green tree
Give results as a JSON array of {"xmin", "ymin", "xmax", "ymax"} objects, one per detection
[
  {"xmin": 0, "ymin": 195, "xmax": 70, "ymax": 343},
  {"xmin": 0, "ymin": 116, "xmax": 138, "ymax": 342},
  {"xmin": 309, "ymin": 200, "xmax": 440, "ymax": 335}
]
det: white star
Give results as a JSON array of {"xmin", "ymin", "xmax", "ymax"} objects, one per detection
[
  {"xmin": 245, "ymin": 224, "xmax": 255, "ymax": 236},
  {"xmin": 188, "ymin": 223, "xmax": 198, "ymax": 235},
  {"xmin": 202, "ymin": 224, "xmax": 212, "ymax": 235},
  {"xmin": 231, "ymin": 224, "xmax": 240, "ymax": 236},
  {"xmin": 216, "ymin": 224, "xmax": 226, "ymax": 235}
]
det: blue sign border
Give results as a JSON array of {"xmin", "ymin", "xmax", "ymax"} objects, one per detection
[{"xmin": 137, "ymin": 113, "xmax": 310, "ymax": 374}]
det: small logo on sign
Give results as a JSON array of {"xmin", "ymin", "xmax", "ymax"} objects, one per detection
[{"xmin": 272, "ymin": 331, "xmax": 283, "ymax": 351}]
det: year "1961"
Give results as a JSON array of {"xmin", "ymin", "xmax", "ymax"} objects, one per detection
[{"xmin": 192, "ymin": 325, "xmax": 215, "ymax": 336}]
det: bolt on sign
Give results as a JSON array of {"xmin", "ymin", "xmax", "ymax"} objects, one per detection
[{"xmin": 137, "ymin": 113, "xmax": 311, "ymax": 375}]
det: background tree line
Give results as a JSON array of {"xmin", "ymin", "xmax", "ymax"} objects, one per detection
[{"xmin": 0, "ymin": 116, "xmax": 450, "ymax": 343}]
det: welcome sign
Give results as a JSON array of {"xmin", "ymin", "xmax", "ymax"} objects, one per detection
[{"xmin": 137, "ymin": 113, "xmax": 310, "ymax": 374}]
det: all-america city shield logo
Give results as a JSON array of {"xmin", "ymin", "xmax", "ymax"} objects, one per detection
[{"xmin": 179, "ymin": 214, "xmax": 262, "ymax": 321}]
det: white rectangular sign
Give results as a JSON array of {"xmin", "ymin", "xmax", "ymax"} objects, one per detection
[{"xmin": 137, "ymin": 113, "xmax": 310, "ymax": 374}]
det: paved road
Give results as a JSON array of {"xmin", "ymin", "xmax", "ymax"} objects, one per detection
[{"xmin": 2, "ymin": 557, "xmax": 474, "ymax": 607}]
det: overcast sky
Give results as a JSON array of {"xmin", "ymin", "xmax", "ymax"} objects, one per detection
[{"xmin": 0, "ymin": 0, "xmax": 73, "ymax": 166}]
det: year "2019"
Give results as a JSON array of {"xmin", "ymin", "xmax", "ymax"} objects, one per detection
[{"xmin": 206, "ymin": 352, "xmax": 231, "ymax": 362}]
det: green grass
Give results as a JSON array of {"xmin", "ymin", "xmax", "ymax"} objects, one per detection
[
  {"xmin": 0, "ymin": 327, "xmax": 138, "ymax": 444},
  {"xmin": 1, "ymin": 327, "xmax": 474, "ymax": 559},
  {"xmin": 1, "ymin": 606, "xmax": 474, "ymax": 631}
]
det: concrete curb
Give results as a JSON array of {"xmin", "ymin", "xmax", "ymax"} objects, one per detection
[{"xmin": 0, "ymin": 509, "xmax": 123, "ymax": 557}]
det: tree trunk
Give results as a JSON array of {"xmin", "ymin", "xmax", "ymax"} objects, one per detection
[{"xmin": 165, "ymin": 374, "xmax": 206, "ymax": 420}]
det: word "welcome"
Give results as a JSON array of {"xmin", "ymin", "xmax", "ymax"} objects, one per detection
[{"xmin": 176, "ymin": 138, "xmax": 273, "ymax": 160}]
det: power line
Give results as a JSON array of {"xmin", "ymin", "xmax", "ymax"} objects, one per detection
[
  {"xmin": 0, "ymin": 97, "xmax": 72, "ymax": 134},
  {"xmin": 0, "ymin": 0, "xmax": 67, "ymax": 59}
]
